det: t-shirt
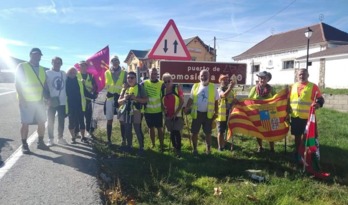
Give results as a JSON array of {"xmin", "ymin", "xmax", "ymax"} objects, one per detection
[
  {"xmin": 46, "ymin": 70, "xmax": 67, "ymax": 105},
  {"xmin": 190, "ymin": 83, "xmax": 219, "ymax": 112},
  {"xmin": 163, "ymin": 85, "xmax": 184, "ymax": 117},
  {"xmin": 296, "ymin": 82, "xmax": 322, "ymax": 99}
]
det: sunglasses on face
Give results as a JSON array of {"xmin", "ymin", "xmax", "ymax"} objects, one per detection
[
  {"xmin": 127, "ymin": 76, "xmax": 135, "ymax": 79},
  {"xmin": 164, "ymin": 80, "xmax": 171, "ymax": 84}
]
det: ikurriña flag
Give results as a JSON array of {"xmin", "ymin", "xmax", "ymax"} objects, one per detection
[
  {"xmin": 227, "ymin": 88, "xmax": 289, "ymax": 141},
  {"xmin": 75, "ymin": 45, "xmax": 109, "ymax": 92}
]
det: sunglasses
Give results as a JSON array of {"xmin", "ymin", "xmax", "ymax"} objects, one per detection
[
  {"xmin": 127, "ymin": 76, "xmax": 135, "ymax": 79},
  {"xmin": 164, "ymin": 80, "xmax": 171, "ymax": 83}
]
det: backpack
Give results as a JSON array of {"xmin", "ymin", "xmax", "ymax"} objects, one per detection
[{"xmin": 161, "ymin": 84, "xmax": 179, "ymax": 99}]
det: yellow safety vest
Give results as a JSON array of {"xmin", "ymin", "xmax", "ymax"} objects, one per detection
[
  {"xmin": 119, "ymin": 85, "xmax": 142, "ymax": 112},
  {"xmin": 144, "ymin": 80, "xmax": 163, "ymax": 113},
  {"xmin": 77, "ymin": 72, "xmax": 93, "ymax": 100},
  {"xmin": 66, "ymin": 78, "xmax": 86, "ymax": 114},
  {"xmin": 216, "ymin": 88, "xmax": 235, "ymax": 121},
  {"xmin": 20, "ymin": 62, "xmax": 46, "ymax": 102},
  {"xmin": 105, "ymin": 69, "xmax": 125, "ymax": 99},
  {"xmin": 162, "ymin": 85, "xmax": 182, "ymax": 117},
  {"xmin": 290, "ymin": 82, "xmax": 314, "ymax": 119},
  {"xmin": 191, "ymin": 83, "xmax": 215, "ymax": 119}
]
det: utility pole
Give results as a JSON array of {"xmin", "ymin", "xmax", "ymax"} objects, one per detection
[{"xmin": 214, "ymin": 36, "xmax": 217, "ymax": 62}]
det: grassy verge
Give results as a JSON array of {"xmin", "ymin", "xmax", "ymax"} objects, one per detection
[{"xmin": 94, "ymin": 108, "xmax": 348, "ymax": 204}]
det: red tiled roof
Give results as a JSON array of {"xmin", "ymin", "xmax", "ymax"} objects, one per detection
[{"xmin": 233, "ymin": 23, "xmax": 348, "ymax": 60}]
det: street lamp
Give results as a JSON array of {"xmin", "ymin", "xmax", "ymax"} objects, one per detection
[{"xmin": 304, "ymin": 27, "xmax": 313, "ymax": 70}]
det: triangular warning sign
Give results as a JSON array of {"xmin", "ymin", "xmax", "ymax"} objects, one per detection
[{"xmin": 148, "ymin": 19, "xmax": 191, "ymax": 60}]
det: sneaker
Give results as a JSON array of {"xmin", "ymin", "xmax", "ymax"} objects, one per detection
[
  {"xmin": 75, "ymin": 134, "xmax": 81, "ymax": 139},
  {"xmin": 37, "ymin": 140, "xmax": 50, "ymax": 150},
  {"xmin": 192, "ymin": 150, "xmax": 198, "ymax": 156},
  {"xmin": 106, "ymin": 141, "xmax": 112, "ymax": 146},
  {"xmin": 47, "ymin": 139, "xmax": 54, "ymax": 147},
  {"xmin": 81, "ymin": 137, "xmax": 88, "ymax": 143},
  {"xmin": 137, "ymin": 149, "xmax": 144, "ymax": 156},
  {"xmin": 71, "ymin": 137, "xmax": 77, "ymax": 144},
  {"xmin": 22, "ymin": 143, "xmax": 31, "ymax": 154},
  {"xmin": 257, "ymin": 147, "xmax": 264, "ymax": 153},
  {"xmin": 57, "ymin": 138, "xmax": 68, "ymax": 145}
]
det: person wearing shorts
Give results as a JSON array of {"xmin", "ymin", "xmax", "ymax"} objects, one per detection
[
  {"xmin": 15, "ymin": 48, "xmax": 49, "ymax": 153},
  {"xmin": 143, "ymin": 68, "xmax": 164, "ymax": 151},
  {"xmin": 184, "ymin": 69, "xmax": 219, "ymax": 155}
]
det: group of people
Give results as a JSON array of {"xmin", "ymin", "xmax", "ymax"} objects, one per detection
[
  {"xmin": 16, "ymin": 47, "xmax": 324, "ymax": 161},
  {"xmin": 16, "ymin": 48, "xmax": 98, "ymax": 153}
]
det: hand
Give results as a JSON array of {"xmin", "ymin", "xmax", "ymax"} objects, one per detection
[
  {"xmin": 123, "ymin": 83, "xmax": 129, "ymax": 89},
  {"xmin": 106, "ymin": 92, "xmax": 114, "ymax": 98},
  {"xmin": 313, "ymin": 102, "xmax": 320, "ymax": 109}
]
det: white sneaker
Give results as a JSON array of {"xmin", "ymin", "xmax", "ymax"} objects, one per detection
[
  {"xmin": 57, "ymin": 138, "xmax": 68, "ymax": 145},
  {"xmin": 47, "ymin": 139, "xmax": 54, "ymax": 147}
]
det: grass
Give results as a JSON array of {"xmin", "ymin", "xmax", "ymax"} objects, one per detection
[{"xmin": 93, "ymin": 108, "xmax": 348, "ymax": 205}]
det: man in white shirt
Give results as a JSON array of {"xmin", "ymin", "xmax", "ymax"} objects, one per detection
[
  {"xmin": 184, "ymin": 69, "xmax": 219, "ymax": 155},
  {"xmin": 46, "ymin": 57, "xmax": 68, "ymax": 146}
]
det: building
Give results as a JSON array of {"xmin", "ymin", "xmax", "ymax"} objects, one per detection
[
  {"xmin": 232, "ymin": 22, "xmax": 348, "ymax": 88},
  {"xmin": 124, "ymin": 36, "xmax": 216, "ymax": 80}
]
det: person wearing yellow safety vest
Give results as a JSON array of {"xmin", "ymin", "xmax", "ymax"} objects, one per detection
[
  {"xmin": 118, "ymin": 72, "xmax": 148, "ymax": 155},
  {"xmin": 76, "ymin": 60, "xmax": 98, "ymax": 139},
  {"xmin": 143, "ymin": 68, "xmax": 164, "ymax": 151},
  {"xmin": 161, "ymin": 73, "xmax": 184, "ymax": 158},
  {"xmin": 289, "ymin": 68, "xmax": 324, "ymax": 161},
  {"xmin": 184, "ymin": 70, "xmax": 219, "ymax": 155},
  {"xmin": 104, "ymin": 56, "xmax": 127, "ymax": 146},
  {"xmin": 15, "ymin": 48, "xmax": 50, "ymax": 154},
  {"xmin": 216, "ymin": 74, "xmax": 236, "ymax": 152},
  {"xmin": 66, "ymin": 67, "xmax": 97, "ymax": 143},
  {"xmin": 248, "ymin": 71, "xmax": 276, "ymax": 153}
]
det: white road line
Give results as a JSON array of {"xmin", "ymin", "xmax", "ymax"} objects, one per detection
[
  {"xmin": 0, "ymin": 131, "xmax": 38, "ymax": 180},
  {"xmin": 0, "ymin": 91, "xmax": 16, "ymax": 96}
]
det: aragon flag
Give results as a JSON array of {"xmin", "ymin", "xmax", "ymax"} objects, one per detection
[
  {"xmin": 227, "ymin": 88, "xmax": 289, "ymax": 142},
  {"xmin": 75, "ymin": 45, "xmax": 109, "ymax": 92}
]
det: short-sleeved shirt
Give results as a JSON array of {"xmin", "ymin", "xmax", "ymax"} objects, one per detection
[{"xmin": 189, "ymin": 83, "xmax": 219, "ymax": 112}]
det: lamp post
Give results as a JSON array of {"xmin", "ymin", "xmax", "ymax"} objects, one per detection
[
  {"xmin": 250, "ymin": 59, "xmax": 254, "ymax": 86},
  {"xmin": 304, "ymin": 27, "xmax": 313, "ymax": 70}
]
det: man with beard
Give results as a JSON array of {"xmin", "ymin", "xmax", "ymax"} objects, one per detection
[{"xmin": 184, "ymin": 69, "xmax": 219, "ymax": 155}]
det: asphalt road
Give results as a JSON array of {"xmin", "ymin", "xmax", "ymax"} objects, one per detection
[{"xmin": 0, "ymin": 83, "xmax": 102, "ymax": 204}]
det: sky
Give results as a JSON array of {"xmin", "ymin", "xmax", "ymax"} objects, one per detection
[{"xmin": 0, "ymin": 0, "xmax": 347, "ymax": 71}]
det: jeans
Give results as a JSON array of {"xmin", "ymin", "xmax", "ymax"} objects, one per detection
[
  {"xmin": 47, "ymin": 105, "xmax": 66, "ymax": 139},
  {"xmin": 124, "ymin": 122, "xmax": 144, "ymax": 149}
]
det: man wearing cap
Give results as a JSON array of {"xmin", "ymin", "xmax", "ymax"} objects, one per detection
[
  {"xmin": 289, "ymin": 68, "xmax": 324, "ymax": 161},
  {"xmin": 104, "ymin": 55, "xmax": 127, "ymax": 146},
  {"xmin": 15, "ymin": 48, "xmax": 50, "ymax": 153},
  {"xmin": 216, "ymin": 74, "xmax": 236, "ymax": 151},
  {"xmin": 184, "ymin": 69, "xmax": 219, "ymax": 155},
  {"xmin": 248, "ymin": 71, "xmax": 276, "ymax": 153},
  {"xmin": 76, "ymin": 60, "xmax": 98, "ymax": 141}
]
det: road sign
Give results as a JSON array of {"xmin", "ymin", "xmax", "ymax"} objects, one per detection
[
  {"xmin": 160, "ymin": 61, "xmax": 247, "ymax": 84},
  {"xmin": 148, "ymin": 19, "xmax": 191, "ymax": 60}
]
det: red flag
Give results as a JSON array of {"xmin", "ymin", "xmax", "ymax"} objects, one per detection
[
  {"xmin": 75, "ymin": 46, "xmax": 109, "ymax": 92},
  {"xmin": 299, "ymin": 105, "xmax": 330, "ymax": 179}
]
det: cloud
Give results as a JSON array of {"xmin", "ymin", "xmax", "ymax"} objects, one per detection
[{"xmin": 0, "ymin": 38, "xmax": 29, "ymax": 47}]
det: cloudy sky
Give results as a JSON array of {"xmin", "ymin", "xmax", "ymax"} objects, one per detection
[{"xmin": 0, "ymin": 0, "xmax": 347, "ymax": 70}]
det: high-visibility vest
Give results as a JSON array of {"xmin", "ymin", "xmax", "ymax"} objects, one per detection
[
  {"xmin": 119, "ymin": 85, "xmax": 143, "ymax": 113},
  {"xmin": 216, "ymin": 88, "xmax": 235, "ymax": 121},
  {"xmin": 191, "ymin": 83, "xmax": 215, "ymax": 119},
  {"xmin": 105, "ymin": 69, "xmax": 125, "ymax": 99},
  {"xmin": 162, "ymin": 85, "xmax": 182, "ymax": 117},
  {"xmin": 20, "ymin": 62, "xmax": 46, "ymax": 102},
  {"xmin": 66, "ymin": 78, "xmax": 86, "ymax": 114},
  {"xmin": 290, "ymin": 82, "xmax": 314, "ymax": 119},
  {"xmin": 77, "ymin": 72, "xmax": 93, "ymax": 100},
  {"xmin": 144, "ymin": 80, "xmax": 163, "ymax": 113}
]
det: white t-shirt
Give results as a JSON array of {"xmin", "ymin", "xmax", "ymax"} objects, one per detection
[
  {"xmin": 46, "ymin": 70, "xmax": 67, "ymax": 105},
  {"xmin": 190, "ymin": 83, "xmax": 219, "ymax": 112}
]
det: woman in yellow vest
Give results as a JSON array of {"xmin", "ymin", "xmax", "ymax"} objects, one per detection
[
  {"xmin": 118, "ymin": 72, "xmax": 148, "ymax": 155},
  {"xmin": 161, "ymin": 73, "xmax": 184, "ymax": 158},
  {"xmin": 66, "ymin": 67, "xmax": 96, "ymax": 143},
  {"xmin": 248, "ymin": 71, "xmax": 276, "ymax": 153},
  {"xmin": 216, "ymin": 74, "xmax": 236, "ymax": 151}
]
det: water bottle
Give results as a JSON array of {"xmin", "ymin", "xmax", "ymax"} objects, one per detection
[{"xmin": 250, "ymin": 174, "xmax": 265, "ymax": 182}]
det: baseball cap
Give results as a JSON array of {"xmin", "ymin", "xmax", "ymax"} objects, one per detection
[
  {"xmin": 30, "ymin": 48, "xmax": 43, "ymax": 55},
  {"xmin": 110, "ymin": 55, "xmax": 120, "ymax": 63},
  {"xmin": 79, "ymin": 60, "xmax": 88, "ymax": 65}
]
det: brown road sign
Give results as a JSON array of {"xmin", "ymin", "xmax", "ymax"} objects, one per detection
[{"xmin": 160, "ymin": 61, "xmax": 247, "ymax": 84}]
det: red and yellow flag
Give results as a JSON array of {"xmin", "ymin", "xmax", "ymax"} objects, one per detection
[{"xmin": 227, "ymin": 88, "xmax": 289, "ymax": 142}]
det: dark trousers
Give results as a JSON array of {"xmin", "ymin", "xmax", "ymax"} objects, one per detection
[
  {"xmin": 170, "ymin": 130, "xmax": 181, "ymax": 151},
  {"xmin": 124, "ymin": 122, "xmax": 144, "ymax": 149},
  {"xmin": 75, "ymin": 100, "xmax": 93, "ymax": 134},
  {"xmin": 69, "ymin": 109, "xmax": 85, "ymax": 130},
  {"xmin": 47, "ymin": 105, "xmax": 66, "ymax": 139}
]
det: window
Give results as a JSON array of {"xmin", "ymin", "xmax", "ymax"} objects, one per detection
[
  {"xmin": 252, "ymin": 64, "xmax": 260, "ymax": 73},
  {"xmin": 283, "ymin": 60, "xmax": 294, "ymax": 69}
]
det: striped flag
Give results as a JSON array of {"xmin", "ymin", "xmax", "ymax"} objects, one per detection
[{"xmin": 227, "ymin": 88, "xmax": 289, "ymax": 142}]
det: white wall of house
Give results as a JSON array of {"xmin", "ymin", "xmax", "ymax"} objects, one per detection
[{"xmin": 324, "ymin": 57, "xmax": 348, "ymax": 88}]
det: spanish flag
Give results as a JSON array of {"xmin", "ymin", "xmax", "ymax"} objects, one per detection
[{"xmin": 227, "ymin": 88, "xmax": 289, "ymax": 142}]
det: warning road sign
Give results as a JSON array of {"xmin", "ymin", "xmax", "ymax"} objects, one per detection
[{"xmin": 148, "ymin": 19, "xmax": 191, "ymax": 60}]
